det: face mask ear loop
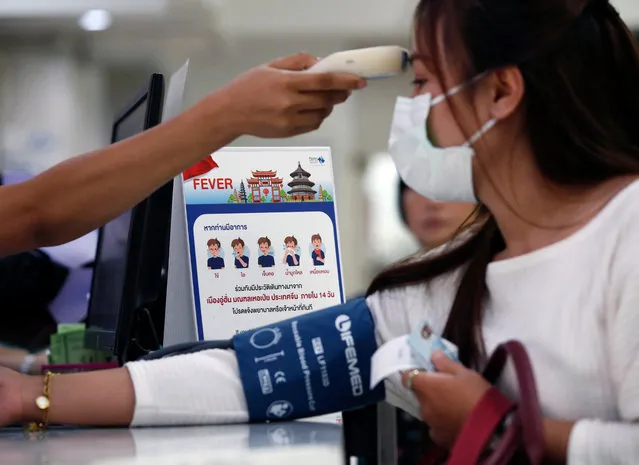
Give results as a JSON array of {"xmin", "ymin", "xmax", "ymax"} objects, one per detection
[
  {"xmin": 463, "ymin": 118, "xmax": 497, "ymax": 148},
  {"xmin": 430, "ymin": 71, "xmax": 490, "ymax": 106}
]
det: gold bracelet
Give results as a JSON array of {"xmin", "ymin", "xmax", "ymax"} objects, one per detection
[{"xmin": 27, "ymin": 371, "xmax": 55, "ymax": 432}]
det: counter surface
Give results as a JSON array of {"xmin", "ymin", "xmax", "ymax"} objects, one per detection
[{"xmin": 0, "ymin": 421, "xmax": 343, "ymax": 465}]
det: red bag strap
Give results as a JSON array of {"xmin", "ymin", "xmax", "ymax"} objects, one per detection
[
  {"xmin": 446, "ymin": 340, "xmax": 545, "ymax": 465},
  {"xmin": 487, "ymin": 341, "xmax": 545, "ymax": 464},
  {"xmin": 446, "ymin": 387, "xmax": 515, "ymax": 465},
  {"xmin": 484, "ymin": 415, "xmax": 522, "ymax": 465}
]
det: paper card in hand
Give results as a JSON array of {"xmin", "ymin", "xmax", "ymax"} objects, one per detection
[{"xmin": 407, "ymin": 320, "xmax": 459, "ymax": 371}]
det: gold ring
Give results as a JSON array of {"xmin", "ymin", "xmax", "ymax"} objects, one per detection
[{"xmin": 405, "ymin": 369, "xmax": 422, "ymax": 390}]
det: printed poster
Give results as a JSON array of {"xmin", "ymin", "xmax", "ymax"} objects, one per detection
[{"xmin": 182, "ymin": 147, "xmax": 345, "ymax": 341}]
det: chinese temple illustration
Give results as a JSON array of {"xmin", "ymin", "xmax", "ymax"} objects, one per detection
[
  {"xmin": 287, "ymin": 162, "xmax": 317, "ymax": 202},
  {"xmin": 246, "ymin": 170, "xmax": 284, "ymax": 203}
]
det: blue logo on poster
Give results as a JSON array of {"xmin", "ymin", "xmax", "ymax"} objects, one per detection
[
  {"xmin": 267, "ymin": 400, "xmax": 294, "ymax": 419},
  {"xmin": 250, "ymin": 327, "xmax": 283, "ymax": 350}
]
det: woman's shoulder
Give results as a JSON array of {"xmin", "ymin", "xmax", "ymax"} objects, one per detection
[
  {"xmin": 613, "ymin": 179, "xmax": 639, "ymax": 235},
  {"xmin": 588, "ymin": 179, "xmax": 639, "ymax": 274}
]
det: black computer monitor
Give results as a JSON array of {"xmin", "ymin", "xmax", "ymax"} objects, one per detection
[{"xmin": 85, "ymin": 73, "xmax": 173, "ymax": 364}]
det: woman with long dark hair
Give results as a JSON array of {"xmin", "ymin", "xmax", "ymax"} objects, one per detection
[{"xmin": 1, "ymin": 1, "xmax": 637, "ymax": 463}]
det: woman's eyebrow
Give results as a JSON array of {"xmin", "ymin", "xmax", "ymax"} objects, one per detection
[{"xmin": 409, "ymin": 53, "xmax": 433, "ymax": 66}]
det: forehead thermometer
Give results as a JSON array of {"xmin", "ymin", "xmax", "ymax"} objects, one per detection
[{"xmin": 306, "ymin": 46, "xmax": 410, "ymax": 79}]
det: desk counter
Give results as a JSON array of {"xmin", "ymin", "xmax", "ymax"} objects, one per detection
[{"xmin": 0, "ymin": 421, "xmax": 343, "ymax": 465}]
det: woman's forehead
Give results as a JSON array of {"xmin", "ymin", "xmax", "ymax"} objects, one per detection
[{"xmin": 411, "ymin": 25, "xmax": 438, "ymax": 65}]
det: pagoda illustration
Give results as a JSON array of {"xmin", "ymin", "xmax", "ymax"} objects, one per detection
[
  {"xmin": 287, "ymin": 162, "xmax": 316, "ymax": 202},
  {"xmin": 238, "ymin": 180, "xmax": 248, "ymax": 203},
  {"xmin": 246, "ymin": 169, "xmax": 283, "ymax": 203}
]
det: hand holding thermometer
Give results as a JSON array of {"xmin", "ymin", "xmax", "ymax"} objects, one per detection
[{"xmin": 306, "ymin": 46, "xmax": 411, "ymax": 79}]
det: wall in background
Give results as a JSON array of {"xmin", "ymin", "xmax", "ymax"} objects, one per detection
[{"xmin": 0, "ymin": 40, "xmax": 110, "ymax": 174}]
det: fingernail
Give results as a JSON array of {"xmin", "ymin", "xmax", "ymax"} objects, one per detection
[
  {"xmin": 357, "ymin": 79, "xmax": 367, "ymax": 89},
  {"xmin": 432, "ymin": 350, "xmax": 445, "ymax": 360}
]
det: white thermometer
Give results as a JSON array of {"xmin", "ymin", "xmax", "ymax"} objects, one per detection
[{"xmin": 306, "ymin": 45, "xmax": 410, "ymax": 79}]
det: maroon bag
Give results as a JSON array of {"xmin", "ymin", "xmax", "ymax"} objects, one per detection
[{"xmin": 422, "ymin": 340, "xmax": 545, "ymax": 465}]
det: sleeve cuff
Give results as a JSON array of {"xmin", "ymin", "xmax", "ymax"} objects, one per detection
[
  {"xmin": 125, "ymin": 360, "xmax": 161, "ymax": 426},
  {"xmin": 567, "ymin": 419, "xmax": 639, "ymax": 465}
]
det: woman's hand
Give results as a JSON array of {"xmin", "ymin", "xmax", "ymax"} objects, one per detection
[
  {"xmin": 209, "ymin": 52, "xmax": 366, "ymax": 139},
  {"xmin": 403, "ymin": 351, "xmax": 491, "ymax": 448},
  {"xmin": 0, "ymin": 367, "xmax": 27, "ymax": 427}
]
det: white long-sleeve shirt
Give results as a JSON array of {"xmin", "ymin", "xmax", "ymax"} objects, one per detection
[{"xmin": 126, "ymin": 180, "xmax": 639, "ymax": 465}]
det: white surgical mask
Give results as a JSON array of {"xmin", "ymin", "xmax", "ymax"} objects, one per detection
[{"xmin": 388, "ymin": 78, "xmax": 496, "ymax": 203}]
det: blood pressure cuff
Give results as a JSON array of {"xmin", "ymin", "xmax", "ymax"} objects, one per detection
[{"xmin": 233, "ymin": 297, "xmax": 384, "ymax": 422}]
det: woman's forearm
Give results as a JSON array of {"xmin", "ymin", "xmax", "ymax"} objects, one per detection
[
  {"xmin": 0, "ymin": 93, "xmax": 236, "ymax": 256},
  {"xmin": 0, "ymin": 53, "xmax": 363, "ymax": 256},
  {"xmin": 543, "ymin": 418, "xmax": 574, "ymax": 464},
  {"xmin": 19, "ymin": 368, "xmax": 135, "ymax": 426}
]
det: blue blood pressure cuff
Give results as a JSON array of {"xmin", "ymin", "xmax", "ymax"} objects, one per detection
[{"xmin": 233, "ymin": 297, "xmax": 385, "ymax": 422}]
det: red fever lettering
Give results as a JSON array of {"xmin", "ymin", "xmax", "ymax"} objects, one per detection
[{"xmin": 192, "ymin": 178, "xmax": 233, "ymax": 190}]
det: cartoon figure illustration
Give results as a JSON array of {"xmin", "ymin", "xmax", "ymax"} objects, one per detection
[
  {"xmin": 257, "ymin": 236, "xmax": 275, "ymax": 268},
  {"xmin": 282, "ymin": 235, "xmax": 300, "ymax": 267},
  {"xmin": 311, "ymin": 233, "xmax": 326, "ymax": 266},
  {"xmin": 207, "ymin": 238, "xmax": 225, "ymax": 270},
  {"xmin": 231, "ymin": 237, "xmax": 249, "ymax": 269}
]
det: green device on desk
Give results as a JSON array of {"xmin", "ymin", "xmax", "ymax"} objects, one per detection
[{"xmin": 48, "ymin": 324, "xmax": 112, "ymax": 365}]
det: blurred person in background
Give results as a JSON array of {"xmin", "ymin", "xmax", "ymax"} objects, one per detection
[
  {"xmin": 396, "ymin": 178, "xmax": 477, "ymax": 465},
  {"xmin": 0, "ymin": 346, "xmax": 47, "ymax": 375},
  {"xmin": 398, "ymin": 179, "xmax": 477, "ymax": 250}
]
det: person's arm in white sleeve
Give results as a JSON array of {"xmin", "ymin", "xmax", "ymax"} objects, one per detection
[
  {"xmin": 15, "ymin": 310, "xmax": 378, "ymax": 425},
  {"xmin": 123, "ymin": 279, "xmax": 457, "ymax": 426},
  {"xmin": 127, "ymin": 349, "xmax": 248, "ymax": 426},
  {"xmin": 366, "ymin": 264, "xmax": 464, "ymax": 421},
  {"xmin": 15, "ymin": 348, "xmax": 248, "ymax": 427},
  {"xmin": 565, "ymin": 256, "xmax": 639, "ymax": 465},
  {"xmin": 121, "ymin": 279, "xmax": 450, "ymax": 427}
]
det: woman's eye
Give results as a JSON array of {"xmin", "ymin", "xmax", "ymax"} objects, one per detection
[{"xmin": 411, "ymin": 79, "xmax": 427, "ymax": 90}]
